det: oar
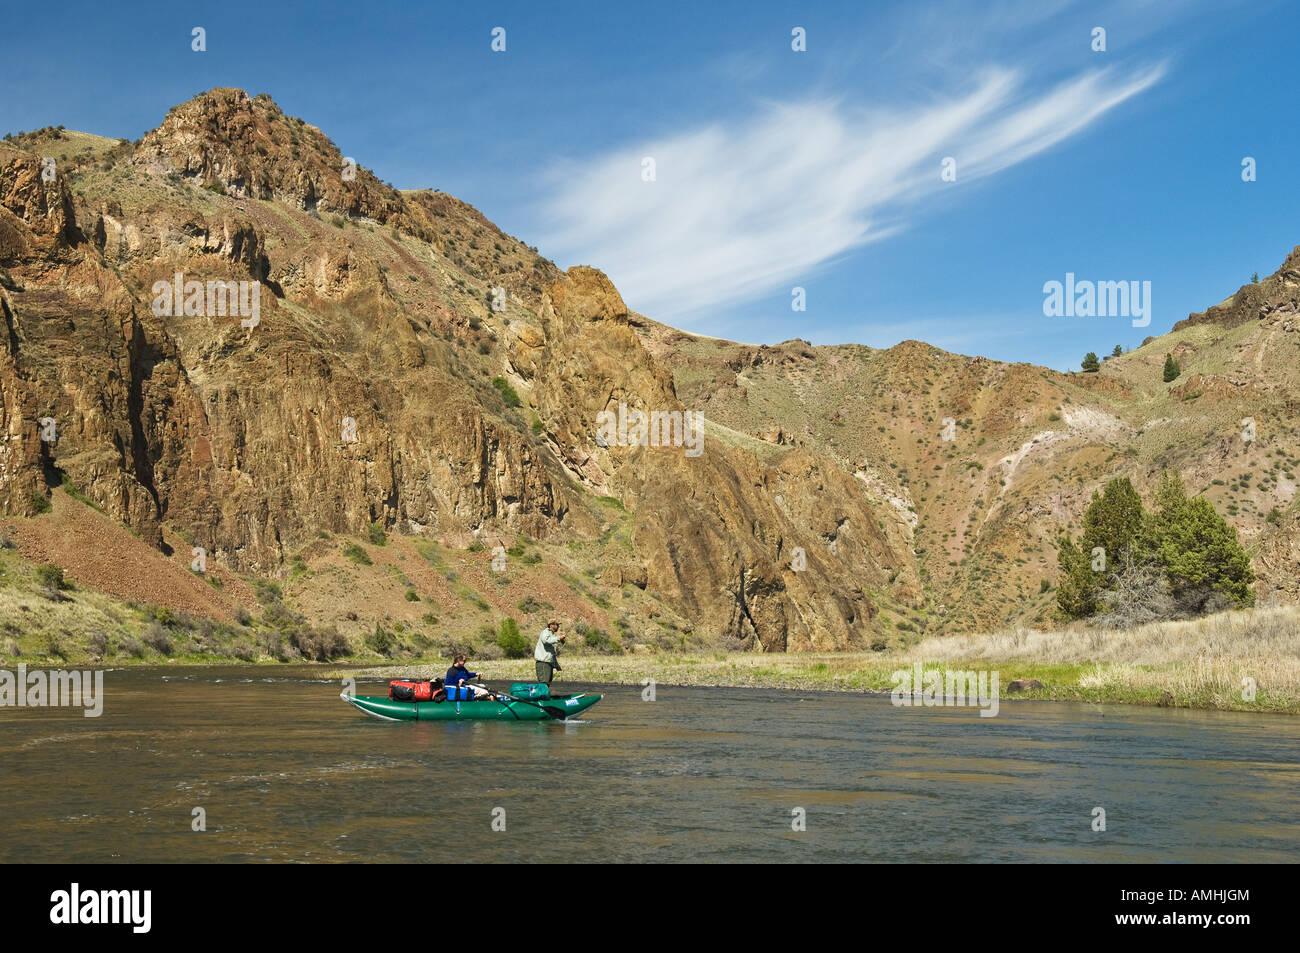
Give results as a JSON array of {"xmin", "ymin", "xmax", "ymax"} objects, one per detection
[{"xmin": 468, "ymin": 684, "xmax": 570, "ymax": 721}]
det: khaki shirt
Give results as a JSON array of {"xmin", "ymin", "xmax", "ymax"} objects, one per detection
[{"xmin": 534, "ymin": 627, "xmax": 562, "ymax": 663}]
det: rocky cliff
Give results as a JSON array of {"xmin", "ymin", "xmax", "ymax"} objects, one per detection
[{"xmin": 0, "ymin": 89, "xmax": 920, "ymax": 650}]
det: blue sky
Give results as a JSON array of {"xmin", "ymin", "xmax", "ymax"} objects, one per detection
[{"xmin": 3, "ymin": 0, "xmax": 1296, "ymax": 370}]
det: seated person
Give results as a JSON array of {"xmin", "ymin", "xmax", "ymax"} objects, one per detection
[{"xmin": 444, "ymin": 654, "xmax": 494, "ymax": 700}]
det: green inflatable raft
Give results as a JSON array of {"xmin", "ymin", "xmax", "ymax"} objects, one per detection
[{"xmin": 341, "ymin": 683, "xmax": 602, "ymax": 722}]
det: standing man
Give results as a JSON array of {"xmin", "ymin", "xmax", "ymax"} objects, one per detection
[{"xmin": 534, "ymin": 620, "xmax": 565, "ymax": 685}]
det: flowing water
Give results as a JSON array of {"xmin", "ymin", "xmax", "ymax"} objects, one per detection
[{"xmin": 2, "ymin": 667, "xmax": 1297, "ymax": 862}]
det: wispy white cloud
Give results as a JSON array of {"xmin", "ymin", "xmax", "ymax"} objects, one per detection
[{"xmin": 536, "ymin": 63, "xmax": 1165, "ymax": 323}]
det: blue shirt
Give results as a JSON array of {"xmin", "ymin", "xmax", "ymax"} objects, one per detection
[{"xmin": 445, "ymin": 664, "xmax": 478, "ymax": 687}]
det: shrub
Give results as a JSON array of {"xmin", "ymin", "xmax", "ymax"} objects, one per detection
[
  {"xmin": 582, "ymin": 627, "xmax": 622, "ymax": 655},
  {"xmin": 260, "ymin": 630, "xmax": 288, "ymax": 661},
  {"xmin": 35, "ymin": 563, "xmax": 67, "ymax": 592},
  {"xmin": 404, "ymin": 589, "xmax": 420, "ymax": 602},
  {"xmin": 369, "ymin": 522, "xmax": 387, "ymax": 545},
  {"xmin": 343, "ymin": 542, "xmax": 372, "ymax": 565},
  {"xmin": 261, "ymin": 600, "xmax": 304, "ymax": 630},
  {"xmin": 29, "ymin": 491, "xmax": 51, "ymax": 514},
  {"xmin": 142, "ymin": 622, "xmax": 173, "ymax": 655},
  {"xmin": 366, "ymin": 622, "xmax": 395, "ymax": 656},
  {"xmin": 120, "ymin": 637, "xmax": 147, "ymax": 658},
  {"xmin": 290, "ymin": 626, "xmax": 350, "ymax": 661},
  {"xmin": 490, "ymin": 376, "xmax": 522, "ymax": 408},
  {"xmin": 253, "ymin": 580, "xmax": 283, "ymax": 605},
  {"xmin": 517, "ymin": 595, "xmax": 552, "ymax": 614},
  {"xmin": 496, "ymin": 617, "xmax": 529, "ymax": 658}
]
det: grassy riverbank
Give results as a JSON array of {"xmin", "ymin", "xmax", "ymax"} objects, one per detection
[{"xmin": 348, "ymin": 606, "xmax": 1300, "ymax": 714}]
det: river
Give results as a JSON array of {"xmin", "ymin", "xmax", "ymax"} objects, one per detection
[{"xmin": 2, "ymin": 667, "xmax": 1297, "ymax": 862}]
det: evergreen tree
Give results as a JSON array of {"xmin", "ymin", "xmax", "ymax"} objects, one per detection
[
  {"xmin": 1058, "ymin": 477, "xmax": 1146, "ymax": 620},
  {"xmin": 1111, "ymin": 344, "xmax": 1123, "ymax": 358},
  {"xmin": 1081, "ymin": 477, "xmax": 1146, "ymax": 569},
  {"xmin": 1081, "ymin": 352, "xmax": 1100, "ymax": 373},
  {"xmin": 1056, "ymin": 535, "xmax": 1101, "ymax": 619},
  {"xmin": 1163, "ymin": 353, "xmax": 1180, "ymax": 382},
  {"xmin": 1146, "ymin": 472, "xmax": 1255, "ymax": 612}
]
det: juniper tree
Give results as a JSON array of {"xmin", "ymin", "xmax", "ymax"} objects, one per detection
[
  {"xmin": 1056, "ymin": 535, "xmax": 1101, "ymax": 619},
  {"xmin": 1163, "ymin": 353, "xmax": 1180, "ymax": 382},
  {"xmin": 1057, "ymin": 477, "xmax": 1146, "ymax": 620},
  {"xmin": 1146, "ymin": 472, "xmax": 1255, "ymax": 613},
  {"xmin": 1081, "ymin": 477, "xmax": 1146, "ymax": 568}
]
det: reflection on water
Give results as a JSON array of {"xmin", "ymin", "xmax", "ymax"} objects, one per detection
[{"xmin": 1, "ymin": 667, "xmax": 1297, "ymax": 862}]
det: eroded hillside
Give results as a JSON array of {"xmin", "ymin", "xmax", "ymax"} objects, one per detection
[
  {"xmin": 1, "ymin": 89, "xmax": 927, "ymax": 654},
  {"xmin": 636, "ymin": 249, "xmax": 1300, "ymax": 635}
]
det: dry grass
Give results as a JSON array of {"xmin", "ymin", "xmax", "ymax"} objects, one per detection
[
  {"xmin": 897, "ymin": 606, "xmax": 1300, "ymax": 711},
  {"xmin": 910, "ymin": 603, "xmax": 1296, "ymax": 663}
]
